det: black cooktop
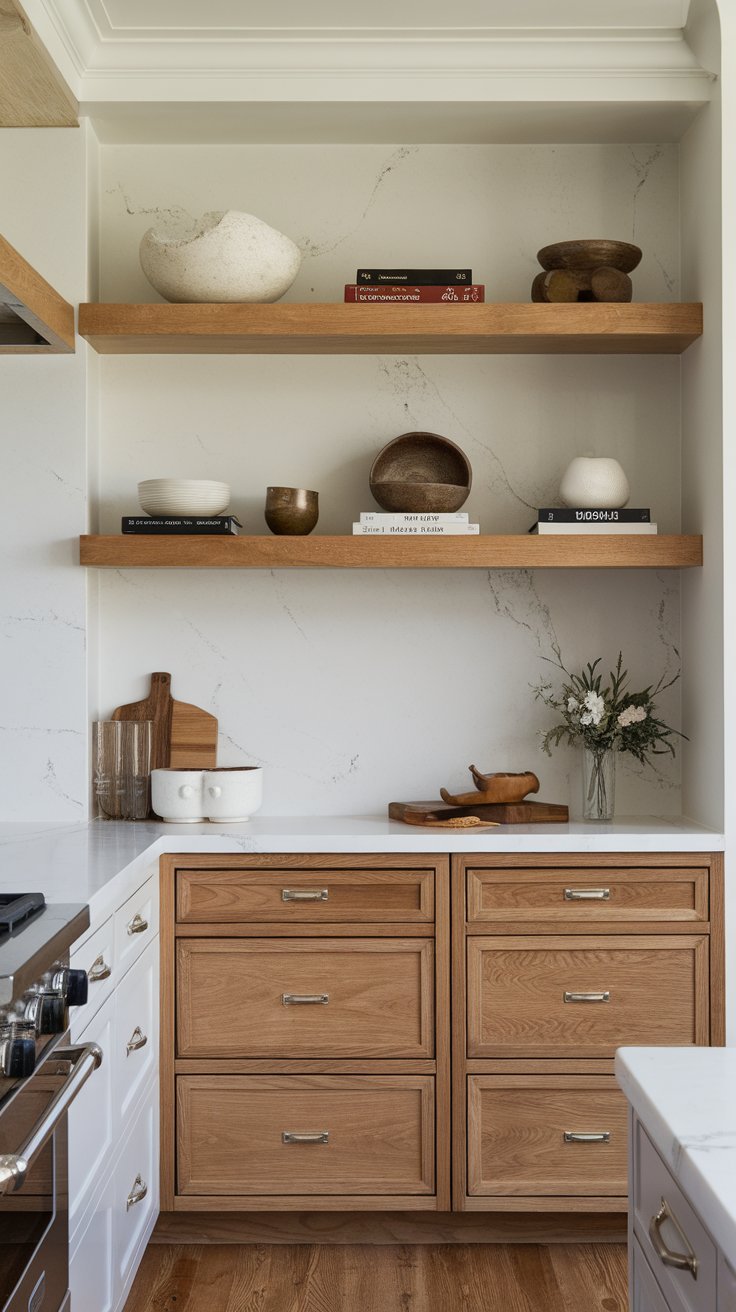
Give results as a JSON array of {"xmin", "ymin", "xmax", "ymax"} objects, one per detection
[
  {"xmin": 0, "ymin": 892, "xmax": 46, "ymax": 934},
  {"xmin": 0, "ymin": 901, "xmax": 90, "ymax": 1007}
]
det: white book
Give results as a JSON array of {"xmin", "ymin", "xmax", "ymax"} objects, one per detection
[
  {"xmin": 359, "ymin": 511, "xmax": 469, "ymax": 524},
  {"xmin": 534, "ymin": 522, "xmax": 658, "ymax": 535},
  {"xmin": 353, "ymin": 522, "xmax": 480, "ymax": 535}
]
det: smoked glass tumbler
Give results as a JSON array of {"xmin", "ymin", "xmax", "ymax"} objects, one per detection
[{"xmin": 92, "ymin": 720, "xmax": 152, "ymax": 820}]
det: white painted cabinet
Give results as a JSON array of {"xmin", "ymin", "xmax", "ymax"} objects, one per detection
[{"xmin": 68, "ymin": 868, "xmax": 160, "ymax": 1312}]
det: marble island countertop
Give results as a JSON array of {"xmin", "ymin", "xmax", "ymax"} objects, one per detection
[
  {"xmin": 0, "ymin": 814, "xmax": 724, "ymax": 923},
  {"xmin": 616, "ymin": 1047, "xmax": 736, "ymax": 1261}
]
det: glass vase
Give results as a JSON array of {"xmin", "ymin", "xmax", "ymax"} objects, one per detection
[
  {"xmin": 582, "ymin": 746, "xmax": 615, "ymax": 822},
  {"xmin": 93, "ymin": 720, "xmax": 152, "ymax": 820}
]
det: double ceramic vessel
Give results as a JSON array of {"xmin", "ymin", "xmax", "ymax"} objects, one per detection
[{"xmin": 151, "ymin": 766, "xmax": 263, "ymax": 822}]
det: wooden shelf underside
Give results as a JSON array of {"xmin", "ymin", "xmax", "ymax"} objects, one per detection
[
  {"xmin": 77, "ymin": 302, "xmax": 703, "ymax": 355},
  {"xmin": 0, "ymin": 235, "xmax": 75, "ymax": 353},
  {"xmin": 79, "ymin": 535, "xmax": 703, "ymax": 570}
]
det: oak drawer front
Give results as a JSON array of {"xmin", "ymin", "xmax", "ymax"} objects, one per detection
[
  {"xmin": 466, "ymin": 868, "xmax": 709, "ymax": 924},
  {"xmin": 634, "ymin": 1122, "xmax": 716, "ymax": 1312},
  {"xmin": 467, "ymin": 936, "xmax": 709, "ymax": 1058},
  {"xmin": 176, "ymin": 868, "xmax": 434, "ymax": 923},
  {"xmin": 177, "ymin": 938, "xmax": 434, "ymax": 1058},
  {"xmin": 177, "ymin": 1074, "xmax": 435, "ymax": 1196},
  {"xmin": 467, "ymin": 1075, "xmax": 628, "ymax": 1196}
]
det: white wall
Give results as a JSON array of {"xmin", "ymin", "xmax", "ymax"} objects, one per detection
[
  {"xmin": 0, "ymin": 127, "xmax": 91, "ymax": 820},
  {"xmin": 93, "ymin": 142, "xmax": 685, "ymax": 817}
]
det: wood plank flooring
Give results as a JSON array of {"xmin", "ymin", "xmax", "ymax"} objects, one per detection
[{"xmin": 124, "ymin": 1242, "xmax": 628, "ymax": 1311}]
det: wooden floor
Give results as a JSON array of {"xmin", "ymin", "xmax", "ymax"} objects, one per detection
[{"xmin": 124, "ymin": 1243, "xmax": 628, "ymax": 1311}]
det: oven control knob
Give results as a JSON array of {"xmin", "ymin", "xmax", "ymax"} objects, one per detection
[
  {"xmin": 65, "ymin": 970, "xmax": 88, "ymax": 1008},
  {"xmin": 6, "ymin": 1036, "xmax": 35, "ymax": 1078},
  {"xmin": 38, "ymin": 993, "xmax": 66, "ymax": 1035}
]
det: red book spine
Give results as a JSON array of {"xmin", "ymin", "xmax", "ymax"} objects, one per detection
[{"xmin": 344, "ymin": 284, "xmax": 485, "ymax": 303}]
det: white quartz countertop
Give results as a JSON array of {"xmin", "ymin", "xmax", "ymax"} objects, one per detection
[
  {"xmin": 0, "ymin": 814, "xmax": 723, "ymax": 922},
  {"xmin": 616, "ymin": 1047, "xmax": 736, "ymax": 1261}
]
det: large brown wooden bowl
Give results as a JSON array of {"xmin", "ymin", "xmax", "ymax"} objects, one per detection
[
  {"xmin": 369, "ymin": 431, "xmax": 472, "ymax": 512},
  {"xmin": 537, "ymin": 239, "xmax": 642, "ymax": 274}
]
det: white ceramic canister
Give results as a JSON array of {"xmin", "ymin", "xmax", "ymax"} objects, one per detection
[
  {"xmin": 151, "ymin": 768, "xmax": 206, "ymax": 822},
  {"xmin": 558, "ymin": 456, "xmax": 630, "ymax": 509},
  {"xmin": 203, "ymin": 767, "xmax": 263, "ymax": 822}
]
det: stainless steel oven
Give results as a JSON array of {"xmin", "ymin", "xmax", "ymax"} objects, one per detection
[{"xmin": 0, "ymin": 895, "xmax": 99, "ymax": 1312}]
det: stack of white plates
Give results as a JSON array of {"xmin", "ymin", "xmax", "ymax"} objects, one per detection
[{"xmin": 138, "ymin": 479, "xmax": 230, "ymax": 516}]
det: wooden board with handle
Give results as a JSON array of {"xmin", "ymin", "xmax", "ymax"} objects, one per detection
[
  {"xmin": 112, "ymin": 671, "xmax": 218, "ymax": 769},
  {"xmin": 389, "ymin": 800, "xmax": 569, "ymax": 827}
]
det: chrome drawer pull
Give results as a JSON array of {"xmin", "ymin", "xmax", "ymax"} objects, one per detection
[
  {"xmin": 126, "ymin": 1026, "xmax": 148, "ymax": 1056},
  {"xmin": 126, "ymin": 1174, "xmax": 148, "ymax": 1211},
  {"xmin": 281, "ymin": 889, "xmax": 329, "ymax": 902},
  {"xmin": 127, "ymin": 912, "xmax": 148, "ymax": 935},
  {"xmin": 282, "ymin": 993, "xmax": 329, "ymax": 1006},
  {"xmin": 564, "ymin": 1131, "xmax": 611, "ymax": 1144},
  {"xmin": 282, "ymin": 1131, "xmax": 329, "ymax": 1145},
  {"xmin": 649, "ymin": 1198, "xmax": 698, "ymax": 1279},
  {"xmin": 564, "ymin": 888, "xmax": 610, "ymax": 901},
  {"xmin": 563, "ymin": 991, "xmax": 610, "ymax": 1003},
  {"xmin": 88, "ymin": 955, "xmax": 111, "ymax": 983}
]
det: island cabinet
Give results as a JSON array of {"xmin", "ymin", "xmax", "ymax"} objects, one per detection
[{"xmin": 160, "ymin": 850, "xmax": 723, "ymax": 1223}]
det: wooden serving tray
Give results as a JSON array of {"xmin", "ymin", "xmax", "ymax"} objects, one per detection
[{"xmin": 389, "ymin": 799, "xmax": 569, "ymax": 826}]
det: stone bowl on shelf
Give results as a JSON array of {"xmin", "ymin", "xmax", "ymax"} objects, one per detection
[
  {"xmin": 139, "ymin": 210, "xmax": 302, "ymax": 304},
  {"xmin": 369, "ymin": 431, "xmax": 472, "ymax": 512}
]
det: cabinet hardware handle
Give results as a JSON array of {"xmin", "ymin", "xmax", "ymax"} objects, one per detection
[
  {"xmin": 649, "ymin": 1198, "xmax": 698, "ymax": 1279},
  {"xmin": 563, "ymin": 991, "xmax": 610, "ymax": 1003},
  {"xmin": 127, "ymin": 913, "xmax": 148, "ymax": 935},
  {"xmin": 282, "ymin": 1131, "xmax": 329, "ymax": 1145},
  {"xmin": 88, "ymin": 955, "xmax": 111, "ymax": 983},
  {"xmin": 281, "ymin": 889, "xmax": 329, "ymax": 902},
  {"xmin": 126, "ymin": 1174, "xmax": 148, "ymax": 1211},
  {"xmin": 282, "ymin": 993, "xmax": 329, "ymax": 1006},
  {"xmin": 564, "ymin": 888, "xmax": 610, "ymax": 901},
  {"xmin": 563, "ymin": 1131, "xmax": 611, "ymax": 1143},
  {"xmin": 126, "ymin": 1026, "xmax": 148, "ymax": 1055}
]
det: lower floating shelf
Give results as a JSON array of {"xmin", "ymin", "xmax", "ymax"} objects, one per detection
[{"xmin": 79, "ymin": 534, "xmax": 703, "ymax": 570}]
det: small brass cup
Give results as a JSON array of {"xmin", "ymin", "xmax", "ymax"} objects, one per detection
[{"xmin": 265, "ymin": 486, "xmax": 319, "ymax": 535}]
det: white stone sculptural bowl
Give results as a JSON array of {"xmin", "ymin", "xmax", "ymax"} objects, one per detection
[{"xmin": 139, "ymin": 209, "xmax": 302, "ymax": 303}]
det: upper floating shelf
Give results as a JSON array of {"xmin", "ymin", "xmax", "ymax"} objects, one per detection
[
  {"xmin": 79, "ymin": 535, "xmax": 703, "ymax": 570},
  {"xmin": 77, "ymin": 302, "xmax": 703, "ymax": 356}
]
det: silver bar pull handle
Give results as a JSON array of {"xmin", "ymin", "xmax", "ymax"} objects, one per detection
[
  {"xmin": 564, "ymin": 888, "xmax": 611, "ymax": 901},
  {"xmin": 282, "ymin": 1131, "xmax": 329, "ymax": 1145},
  {"xmin": 126, "ymin": 1174, "xmax": 148, "ymax": 1211},
  {"xmin": 649, "ymin": 1198, "xmax": 698, "ymax": 1279},
  {"xmin": 88, "ymin": 955, "xmax": 112, "ymax": 983},
  {"xmin": 127, "ymin": 912, "xmax": 148, "ymax": 935},
  {"xmin": 0, "ymin": 1043, "xmax": 102, "ymax": 1195},
  {"xmin": 564, "ymin": 1131, "xmax": 611, "ymax": 1143},
  {"xmin": 281, "ymin": 888, "xmax": 329, "ymax": 902},
  {"xmin": 564, "ymin": 990, "xmax": 610, "ymax": 1003},
  {"xmin": 282, "ymin": 993, "xmax": 329, "ymax": 1006},
  {"xmin": 126, "ymin": 1026, "xmax": 148, "ymax": 1056}
]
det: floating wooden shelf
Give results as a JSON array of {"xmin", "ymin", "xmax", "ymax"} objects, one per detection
[
  {"xmin": 77, "ymin": 302, "xmax": 702, "ymax": 356},
  {"xmin": 79, "ymin": 535, "xmax": 703, "ymax": 570},
  {"xmin": 0, "ymin": 234, "xmax": 75, "ymax": 353}
]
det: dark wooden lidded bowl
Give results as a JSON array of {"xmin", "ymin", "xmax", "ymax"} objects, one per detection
[{"xmin": 369, "ymin": 431, "xmax": 472, "ymax": 513}]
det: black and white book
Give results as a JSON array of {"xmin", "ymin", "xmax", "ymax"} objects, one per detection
[
  {"xmin": 353, "ymin": 522, "xmax": 479, "ymax": 535},
  {"xmin": 359, "ymin": 511, "xmax": 469, "ymax": 524},
  {"xmin": 356, "ymin": 268, "xmax": 472, "ymax": 285},
  {"xmin": 122, "ymin": 516, "xmax": 241, "ymax": 535},
  {"xmin": 537, "ymin": 507, "xmax": 651, "ymax": 523},
  {"xmin": 530, "ymin": 521, "xmax": 657, "ymax": 535}
]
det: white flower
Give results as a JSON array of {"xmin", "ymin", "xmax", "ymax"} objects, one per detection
[
  {"xmin": 567, "ymin": 696, "xmax": 579, "ymax": 713},
  {"xmin": 581, "ymin": 691, "xmax": 606, "ymax": 726},
  {"xmin": 618, "ymin": 704, "xmax": 647, "ymax": 728}
]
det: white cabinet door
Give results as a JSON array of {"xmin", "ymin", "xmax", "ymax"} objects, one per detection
[
  {"xmin": 68, "ymin": 990, "xmax": 114, "ymax": 1244},
  {"xmin": 69, "ymin": 1174, "xmax": 115, "ymax": 1312},
  {"xmin": 70, "ymin": 915, "xmax": 115, "ymax": 1039},
  {"xmin": 114, "ymin": 1091, "xmax": 159, "ymax": 1307},
  {"xmin": 114, "ymin": 938, "xmax": 158, "ymax": 1131},
  {"xmin": 115, "ymin": 874, "xmax": 159, "ymax": 980},
  {"xmin": 633, "ymin": 1238, "xmax": 674, "ymax": 1312}
]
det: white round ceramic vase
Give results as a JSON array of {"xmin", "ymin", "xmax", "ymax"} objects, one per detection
[
  {"xmin": 139, "ymin": 210, "xmax": 302, "ymax": 303},
  {"xmin": 558, "ymin": 456, "xmax": 631, "ymax": 509}
]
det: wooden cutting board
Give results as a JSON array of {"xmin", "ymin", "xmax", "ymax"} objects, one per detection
[
  {"xmin": 389, "ymin": 799, "xmax": 569, "ymax": 826},
  {"xmin": 112, "ymin": 672, "xmax": 218, "ymax": 769}
]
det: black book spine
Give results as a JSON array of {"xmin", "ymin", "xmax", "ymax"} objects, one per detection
[
  {"xmin": 357, "ymin": 268, "xmax": 472, "ymax": 285},
  {"xmin": 122, "ymin": 517, "xmax": 239, "ymax": 534},
  {"xmin": 537, "ymin": 508, "xmax": 651, "ymax": 523}
]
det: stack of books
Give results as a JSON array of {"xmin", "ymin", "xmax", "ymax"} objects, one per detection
[
  {"xmin": 344, "ymin": 268, "xmax": 484, "ymax": 303},
  {"xmin": 530, "ymin": 508, "xmax": 656, "ymax": 535},
  {"xmin": 122, "ymin": 516, "xmax": 241, "ymax": 535},
  {"xmin": 353, "ymin": 512, "xmax": 479, "ymax": 535}
]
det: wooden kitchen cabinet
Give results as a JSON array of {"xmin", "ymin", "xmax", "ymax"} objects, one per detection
[{"xmin": 160, "ymin": 849, "xmax": 723, "ymax": 1223}]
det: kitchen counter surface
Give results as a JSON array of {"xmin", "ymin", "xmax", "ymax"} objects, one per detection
[
  {"xmin": 0, "ymin": 815, "xmax": 724, "ymax": 922},
  {"xmin": 616, "ymin": 1047, "xmax": 736, "ymax": 1261}
]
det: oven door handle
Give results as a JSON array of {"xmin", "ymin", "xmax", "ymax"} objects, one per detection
[{"xmin": 0, "ymin": 1042, "xmax": 103, "ymax": 1195}]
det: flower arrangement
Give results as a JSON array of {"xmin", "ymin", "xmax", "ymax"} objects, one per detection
[{"xmin": 534, "ymin": 647, "xmax": 686, "ymax": 819}]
